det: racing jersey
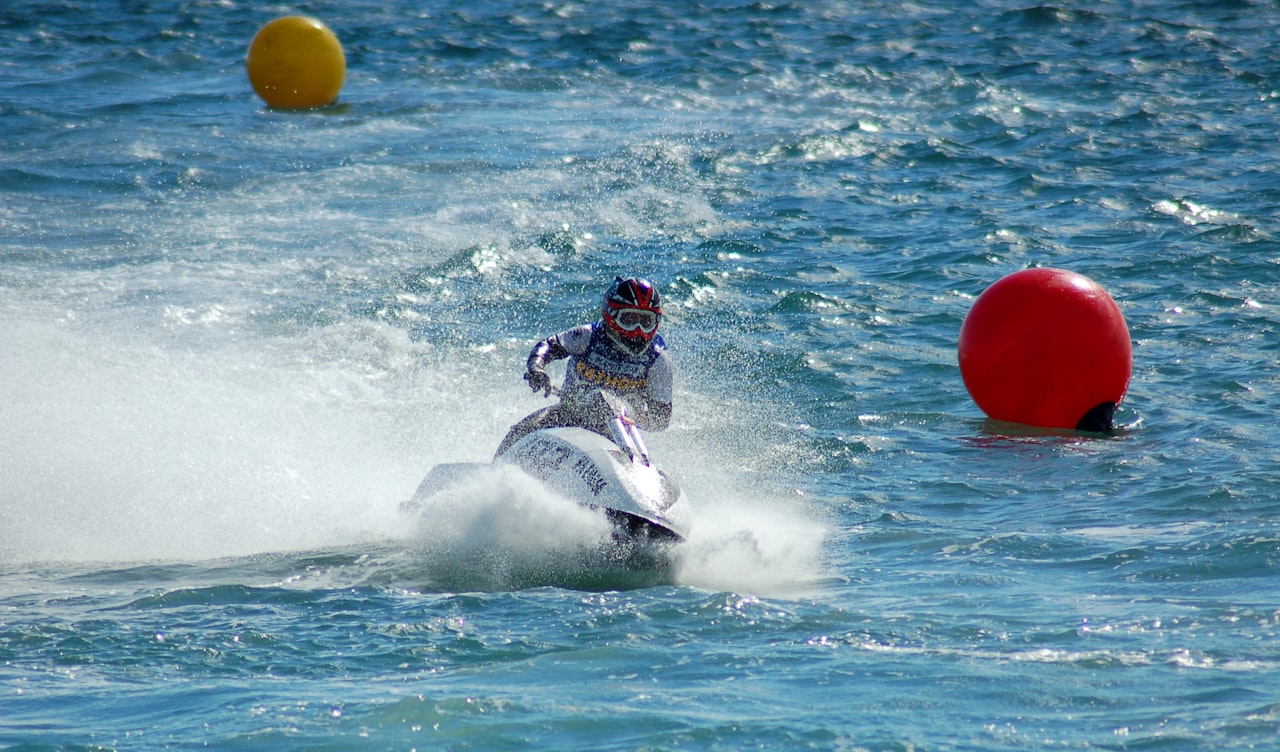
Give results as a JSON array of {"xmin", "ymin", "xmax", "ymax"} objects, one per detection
[{"xmin": 527, "ymin": 322, "xmax": 673, "ymax": 430}]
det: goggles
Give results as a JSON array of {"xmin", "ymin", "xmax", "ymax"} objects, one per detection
[{"xmin": 613, "ymin": 307, "xmax": 659, "ymax": 333}]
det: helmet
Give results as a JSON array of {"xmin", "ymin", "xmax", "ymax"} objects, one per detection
[{"xmin": 601, "ymin": 276, "xmax": 662, "ymax": 354}]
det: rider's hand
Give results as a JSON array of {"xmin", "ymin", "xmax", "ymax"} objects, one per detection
[{"xmin": 524, "ymin": 368, "xmax": 552, "ymax": 396}]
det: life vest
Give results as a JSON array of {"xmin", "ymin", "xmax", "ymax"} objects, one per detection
[{"xmin": 563, "ymin": 322, "xmax": 666, "ymax": 397}]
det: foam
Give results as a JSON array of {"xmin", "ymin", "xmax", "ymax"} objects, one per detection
[
  {"xmin": 402, "ymin": 463, "xmax": 618, "ymax": 591},
  {"xmin": 673, "ymin": 481, "xmax": 830, "ymax": 598},
  {"xmin": 0, "ymin": 317, "xmax": 448, "ymax": 564}
]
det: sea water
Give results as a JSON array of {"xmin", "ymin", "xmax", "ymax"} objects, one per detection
[{"xmin": 2, "ymin": 0, "xmax": 1279, "ymax": 749}]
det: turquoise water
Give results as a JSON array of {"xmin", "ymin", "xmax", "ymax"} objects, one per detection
[{"xmin": 3, "ymin": 1, "xmax": 1280, "ymax": 749}]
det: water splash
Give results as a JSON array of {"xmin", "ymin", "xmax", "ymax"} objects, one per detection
[{"xmin": 0, "ymin": 317, "xmax": 427, "ymax": 565}]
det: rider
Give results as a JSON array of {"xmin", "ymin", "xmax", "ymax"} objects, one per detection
[{"xmin": 495, "ymin": 276, "xmax": 673, "ymax": 458}]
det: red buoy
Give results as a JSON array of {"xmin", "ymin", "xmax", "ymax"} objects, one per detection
[{"xmin": 958, "ymin": 268, "xmax": 1132, "ymax": 432}]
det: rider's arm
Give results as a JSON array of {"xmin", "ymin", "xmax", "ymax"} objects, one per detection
[
  {"xmin": 636, "ymin": 399, "xmax": 671, "ymax": 431},
  {"xmin": 525, "ymin": 325, "xmax": 594, "ymax": 395},
  {"xmin": 633, "ymin": 349, "xmax": 673, "ymax": 431},
  {"xmin": 523, "ymin": 334, "xmax": 571, "ymax": 396},
  {"xmin": 527, "ymin": 334, "xmax": 570, "ymax": 373}
]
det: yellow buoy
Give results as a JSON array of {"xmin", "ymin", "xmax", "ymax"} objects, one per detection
[{"xmin": 246, "ymin": 16, "xmax": 345, "ymax": 109}]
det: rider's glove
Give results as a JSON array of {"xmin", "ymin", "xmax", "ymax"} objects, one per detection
[{"xmin": 524, "ymin": 367, "xmax": 552, "ymax": 396}]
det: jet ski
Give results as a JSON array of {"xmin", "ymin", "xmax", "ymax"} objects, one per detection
[{"xmin": 405, "ymin": 387, "xmax": 691, "ymax": 554}]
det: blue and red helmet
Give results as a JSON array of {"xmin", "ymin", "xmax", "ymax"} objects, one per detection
[{"xmin": 601, "ymin": 276, "xmax": 662, "ymax": 354}]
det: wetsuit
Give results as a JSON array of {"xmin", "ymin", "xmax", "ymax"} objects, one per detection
[{"xmin": 495, "ymin": 322, "xmax": 672, "ymax": 458}]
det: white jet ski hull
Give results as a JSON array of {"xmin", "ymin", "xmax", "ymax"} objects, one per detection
[
  {"xmin": 407, "ymin": 427, "xmax": 690, "ymax": 546},
  {"xmin": 499, "ymin": 426, "xmax": 690, "ymax": 543}
]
